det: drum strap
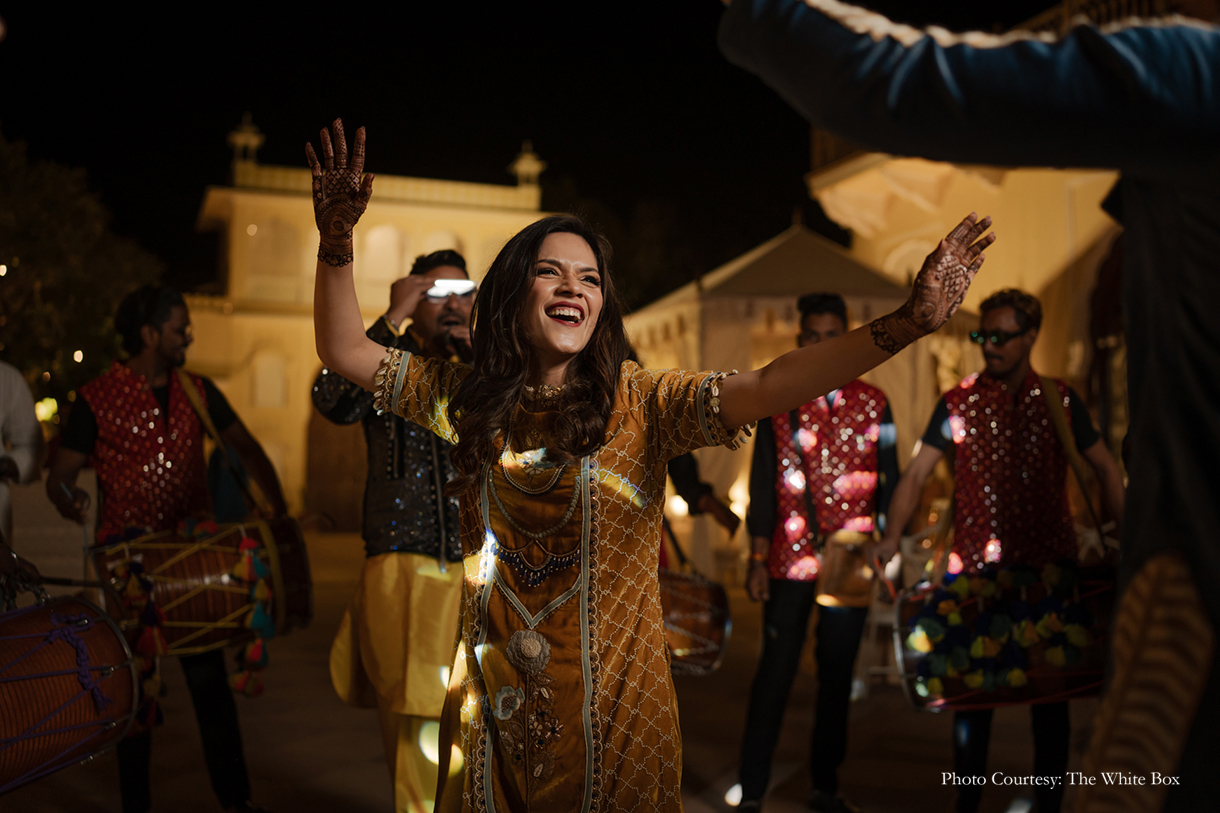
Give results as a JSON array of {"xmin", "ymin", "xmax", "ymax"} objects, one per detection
[
  {"xmin": 1038, "ymin": 377, "xmax": 1103, "ymax": 535},
  {"xmin": 175, "ymin": 370, "xmax": 265, "ymax": 515},
  {"xmin": 788, "ymin": 409, "xmax": 825, "ymax": 549}
]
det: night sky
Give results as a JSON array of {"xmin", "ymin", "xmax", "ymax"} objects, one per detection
[{"xmin": 0, "ymin": 1, "xmax": 1055, "ymax": 301}]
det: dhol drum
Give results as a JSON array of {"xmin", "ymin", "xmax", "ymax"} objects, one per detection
[
  {"xmin": 92, "ymin": 518, "xmax": 312, "ymax": 656},
  {"xmin": 0, "ymin": 596, "xmax": 137, "ymax": 795},
  {"xmin": 659, "ymin": 568, "xmax": 731, "ymax": 676},
  {"xmin": 815, "ymin": 531, "xmax": 876, "ymax": 608},
  {"xmin": 894, "ymin": 562, "xmax": 1115, "ymax": 711}
]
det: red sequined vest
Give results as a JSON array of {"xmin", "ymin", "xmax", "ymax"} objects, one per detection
[
  {"xmin": 79, "ymin": 362, "xmax": 211, "ymax": 543},
  {"xmin": 768, "ymin": 380, "xmax": 886, "ymax": 581},
  {"xmin": 944, "ymin": 371, "xmax": 1076, "ymax": 572}
]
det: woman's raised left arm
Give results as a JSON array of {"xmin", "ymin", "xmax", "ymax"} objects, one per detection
[{"xmin": 717, "ymin": 212, "xmax": 993, "ymax": 430}]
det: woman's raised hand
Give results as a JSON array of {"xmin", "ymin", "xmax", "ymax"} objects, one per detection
[
  {"xmin": 870, "ymin": 213, "xmax": 994, "ymax": 354},
  {"xmin": 306, "ymin": 119, "xmax": 374, "ymax": 267}
]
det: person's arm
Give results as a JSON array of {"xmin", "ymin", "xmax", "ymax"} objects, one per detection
[
  {"xmin": 745, "ymin": 417, "xmax": 777, "ymax": 602},
  {"xmin": 667, "ymin": 452, "xmax": 712, "ymax": 511},
  {"xmin": 46, "ymin": 399, "xmax": 95, "ymax": 523},
  {"xmin": 868, "ymin": 441, "xmax": 944, "ymax": 563},
  {"xmin": 666, "ymin": 452, "xmax": 741, "ymax": 534},
  {"xmin": 1064, "ymin": 386, "xmax": 1124, "ymax": 526},
  {"xmin": 220, "ymin": 420, "xmax": 289, "ymax": 518},
  {"xmin": 0, "ymin": 370, "xmax": 43, "ymax": 486},
  {"xmin": 875, "ymin": 402, "xmax": 899, "ymax": 532},
  {"xmin": 717, "ymin": 212, "xmax": 992, "ymax": 429},
  {"xmin": 1, "ymin": 536, "xmax": 41, "ymax": 582},
  {"xmin": 46, "ymin": 447, "xmax": 90, "ymax": 524},
  {"xmin": 308, "ymin": 120, "xmax": 386, "ymax": 392},
  {"xmin": 1082, "ymin": 439, "xmax": 1126, "ymax": 528},
  {"xmin": 198, "ymin": 378, "xmax": 288, "ymax": 517},
  {"xmin": 719, "ymin": 0, "xmax": 1220, "ymax": 174}
]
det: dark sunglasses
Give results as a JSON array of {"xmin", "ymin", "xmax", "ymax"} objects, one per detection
[{"xmin": 970, "ymin": 327, "xmax": 1031, "ymax": 346}]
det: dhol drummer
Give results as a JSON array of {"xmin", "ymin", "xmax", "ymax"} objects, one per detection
[
  {"xmin": 312, "ymin": 249, "xmax": 472, "ymax": 813},
  {"xmin": 873, "ymin": 289, "xmax": 1125, "ymax": 813},
  {"xmin": 735, "ymin": 292, "xmax": 899, "ymax": 813},
  {"xmin": 46, "ymin": 285, "xmax": 286, "ymax": 813}
]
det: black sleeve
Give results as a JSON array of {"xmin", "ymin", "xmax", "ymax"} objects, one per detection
[
  {"xmin": 920, "ymin": 397, "xmax": 954, "ymax": 453},
  {"xmin": 875, "ymin": 403, "xmax": 899, "ymax": 532},
  {"xmin": 310, "ymin": 319, "xmax": 399, "ymax": 426},
  {"xmin": 667, "ymin": 452, "xmax": 713, "ymax": 515},
  {"xmin": 200, "ymin": 378, "xmax": 238, "ymax": 433},
  {"xmin": 745, "ymin": 416, "xmax": 777, "ymax": 539},
  {"xmin": 60, "ymin": 398, "xmax": 98, "ymax": 456},
  {"xmin": 1066, "ymin": 387, "xmax": 1101, "ymax": 453}
]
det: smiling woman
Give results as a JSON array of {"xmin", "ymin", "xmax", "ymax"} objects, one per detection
[{"xmin": 308, "ymin": 119, "xmax": 991, "ymax": 812}]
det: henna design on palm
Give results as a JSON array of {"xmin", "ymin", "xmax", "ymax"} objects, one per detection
[
  {"xmin": 871, "ymin": 213, "xmax": 995, "ymax": 355},
  {"xmin": 305, "ymin": 119, "xmax": 374, "ymax": 265}
]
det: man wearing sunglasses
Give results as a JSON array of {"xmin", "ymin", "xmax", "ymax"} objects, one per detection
[
  {"xmin": 312, "ymin": 249, "xmax": 473, "ymax": 813},
  {"xmin": 871, "ymin": 289, "xmax": 1125, "ymax": 813}
]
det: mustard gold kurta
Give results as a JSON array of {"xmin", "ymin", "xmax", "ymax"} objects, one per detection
[{"xmin": 374, "ymin": 352, "xmax": 743, "ymax": 813}]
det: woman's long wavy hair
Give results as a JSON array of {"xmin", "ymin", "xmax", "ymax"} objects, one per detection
[{"xmin": 447, "ymin": 214, "xmax": 630, "ymax": 496}]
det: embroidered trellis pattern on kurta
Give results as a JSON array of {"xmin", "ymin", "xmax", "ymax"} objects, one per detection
[{"xmin": 377, "ymin": 351, "xmax": 745, "ymax": 812}]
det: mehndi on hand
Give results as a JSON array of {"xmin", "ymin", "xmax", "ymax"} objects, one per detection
[
  {"xmin": 305, "ymin": 118, "xmax": 374, "ymax": 267},
  {"xmin": 870, "ymin": 213, "xmax": 994, "ymax": 355}
]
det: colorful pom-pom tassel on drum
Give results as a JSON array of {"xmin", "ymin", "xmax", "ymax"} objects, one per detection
[
  {"xmin": 989, "ymin": 614, "xmax": 1013, "ymax": 644},
  {"xmin": 230, "ymin": 669, "xmax": 265, "ymax": 697},
  {"xmin": 908, "ymin": 628, "xmax": 932, "ymax": 653},
  {"xmin": 136, "ymin": 624, "xmax": 169, "ymax": 657},
  {"xmin": 1064, "ymin": 623, "xmax": 1091, "ymax": 647},
  {"xmin": 246, "ymin": 603, "xmax": 276, "ymax": 639},
  {"xmin": 1015, "ymin": 619, "xmax": 1040, "ymax": 648},
  {"xmin": 1035, "ymin": 612, "xmax": 1064, "ymax": 639},
  {"xmin": 243, "ymin": 638, "xmax": 269, "ymax": 669}
]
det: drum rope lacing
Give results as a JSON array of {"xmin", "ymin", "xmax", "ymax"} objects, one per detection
[{"xmin": 0, "ymin": 606, "xmax": 127, "ymax": 794}]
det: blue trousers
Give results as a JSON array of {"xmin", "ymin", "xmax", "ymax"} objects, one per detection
[{"xmin": 738, "ymin": 579, "xmax": 868, "ymax": 800}]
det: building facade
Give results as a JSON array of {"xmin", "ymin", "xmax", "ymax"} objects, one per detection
[{"xmin": 187, "ymin": 119, "xmax": 546, "ymax": 517}]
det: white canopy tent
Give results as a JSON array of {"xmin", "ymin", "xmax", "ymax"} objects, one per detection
[{"xmin": 625, "ymin": 225, "xmax": 980, "ymax": 575}]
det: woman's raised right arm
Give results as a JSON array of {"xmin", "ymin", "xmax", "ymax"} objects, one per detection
[{"xmin": 308, "ymin": 119, "xmax": 385, "ymax": 392}]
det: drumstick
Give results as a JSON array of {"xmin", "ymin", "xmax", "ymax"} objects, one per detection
[
  {"xmin": 39, "ymin": 576, "xmax": 107, "ymax": 589},
  {"xmin": 60, "ymin": 482, "xmax": 96, "ymax": 600}
]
